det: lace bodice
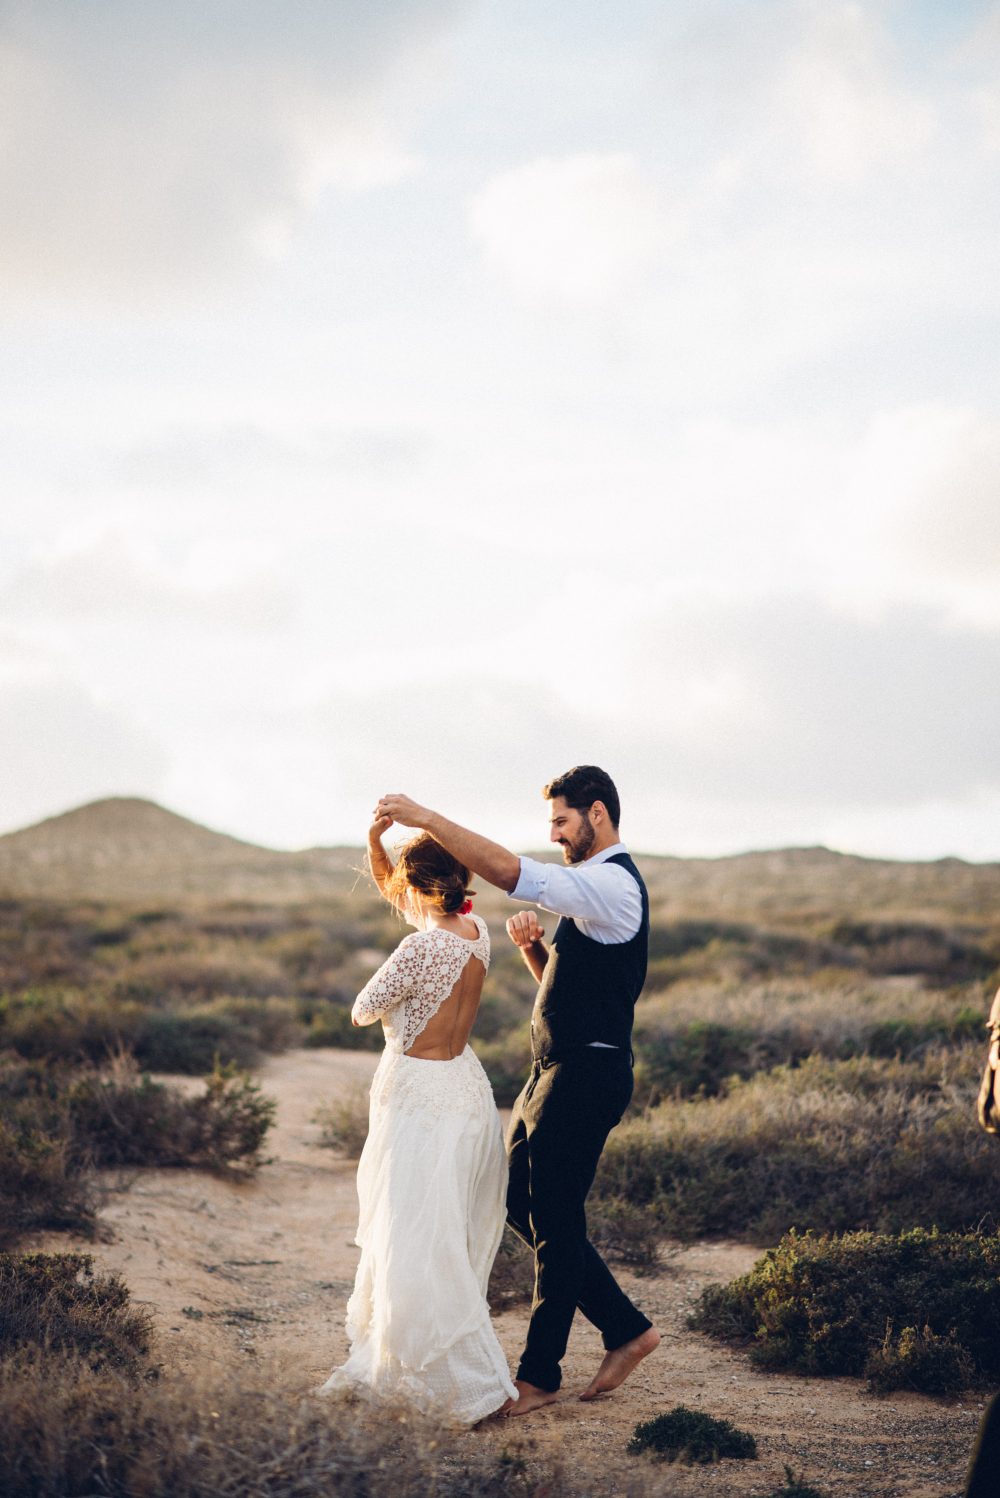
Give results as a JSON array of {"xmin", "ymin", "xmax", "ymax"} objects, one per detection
[{"xmin": 352, "ymin": 915, "xmax": 491, "ymax": 1053}]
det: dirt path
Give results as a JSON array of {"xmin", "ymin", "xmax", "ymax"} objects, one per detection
[{"xmin": 34, "ymin": 1049, "xmax": 983, "ymax": 1497}]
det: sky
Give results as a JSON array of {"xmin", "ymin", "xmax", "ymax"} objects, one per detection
[{"xmin": 2, "ymin": 0, "xmax": 1000, "ymax": 860}]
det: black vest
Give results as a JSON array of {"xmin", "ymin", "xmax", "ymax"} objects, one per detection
[{"xmin": 530, "ymin": 851, "xmax": 649, "ymax": 1061}]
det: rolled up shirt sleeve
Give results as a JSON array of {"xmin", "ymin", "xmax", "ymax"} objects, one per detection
[{"xmin": 509, "ymin": 855, "xmax": 642, "ymax": 944}]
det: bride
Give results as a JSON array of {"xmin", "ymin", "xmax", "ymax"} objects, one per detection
[{"xmin": 318, "ymin": 811, "xmax": 517, "ymax": 1423}]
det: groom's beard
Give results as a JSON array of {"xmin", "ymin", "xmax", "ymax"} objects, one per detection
[{"xmin": 560, "ymin": 814, "xmax": 596, "ymax": 865}]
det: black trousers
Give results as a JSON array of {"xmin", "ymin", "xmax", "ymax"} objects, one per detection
[
  {"xmin": 505, "ymin": 1048, "xmax": 653, "ymax": 1392},
  {"xmin": 966, "ymin": 1393, "xmax": 1000, "ymax": 1498}
]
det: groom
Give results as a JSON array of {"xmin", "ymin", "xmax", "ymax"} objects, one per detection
[{"xmin": 377, "ymin": 765, "xmax": 659, "ymax": 1416}]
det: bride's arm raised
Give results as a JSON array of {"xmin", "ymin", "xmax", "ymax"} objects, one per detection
[
  {"xmin": 375, "ymin": 795, "xmax": 520, "ymax": 893},
  {"xmin": 367, "ymin": 813, "xmax": 395, "ymax": 903}
]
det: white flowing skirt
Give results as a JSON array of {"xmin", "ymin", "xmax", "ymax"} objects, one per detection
[{"xmin": 318, "ymin": 1044, "xmax": 517, "ymax": 1425}]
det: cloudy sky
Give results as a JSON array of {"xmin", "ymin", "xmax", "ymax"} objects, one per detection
[{"xmin": 3, "ymin": 0, "xmax": 999, "ymax": 860}]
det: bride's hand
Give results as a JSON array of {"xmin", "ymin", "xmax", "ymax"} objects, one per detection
[
  {"xmin": 369, "ymin": 812, "xmax": 393, "ymax": 839},
  {"xmin": 506, "ymin": 911, "xmax": 544, "ymax": 948},
  {"xmin": 376, "ymin": 794, "xmax": 430, "ymax": 828}
]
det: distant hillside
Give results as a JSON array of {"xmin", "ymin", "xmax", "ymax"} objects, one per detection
[
  {"xmin": 0, "ymin": 797, "xmax": 997, "ymax": 924},
  {"xmin": 0, "ymin": 798, "xmax": 359, "ymax": 903}
]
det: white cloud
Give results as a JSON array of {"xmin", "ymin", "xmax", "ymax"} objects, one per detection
[
  {"xmin": 0, "ymin": 0, "xmax": 460, "ymax": 304},
  {"xmin": 4, "ymin": 527, "xmax": 293, "ymax": 631},
  {"xmin": 468, "ymin": 153, "xmax": 671, "ymax": 306},
  {"xmin": 775, "ymin": 3, "xmax": 935, "ymax": 184}
]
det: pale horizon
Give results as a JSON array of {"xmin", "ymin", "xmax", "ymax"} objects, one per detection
[{"xmin": 3, "ymin": 2, "xmax": 1000, "ymax": 864}]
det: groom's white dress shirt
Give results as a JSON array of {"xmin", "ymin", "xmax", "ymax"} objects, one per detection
[{"xmin": 508, "ymin": 842, "xmax": 642, "ymax": 945}]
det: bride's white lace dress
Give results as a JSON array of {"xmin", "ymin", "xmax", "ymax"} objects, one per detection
[{"xmin": 318, "ymin": 914, "xmax": 517, "ymax": 1424}]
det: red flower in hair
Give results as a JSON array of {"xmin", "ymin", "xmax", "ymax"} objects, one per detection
[{"xmin": 459, "ymin": 899, "xmax": 473, "ymax": 915}]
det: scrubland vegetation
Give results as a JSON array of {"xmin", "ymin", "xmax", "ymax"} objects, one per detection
[
  {"xmin": 2, "ymin": 848, "xmax": 1000, "ymax": 1498},
  {"xmin": 0, "ymin": 1255, "xmax": 651, "ymax": 1498}
]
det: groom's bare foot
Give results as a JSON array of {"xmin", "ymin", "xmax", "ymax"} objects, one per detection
[
  {"xmin": 500, "ymin": 1379, "xmax": 560, "ymax": 1417},
  {"xmin": 579, "ymin": 1326, "xmax": 661, "ymax": 1401}
]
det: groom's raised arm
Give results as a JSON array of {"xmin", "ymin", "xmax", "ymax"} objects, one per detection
[{"xmin": 375, "ymin": 794, "xmax": 521, "ymax": 893}]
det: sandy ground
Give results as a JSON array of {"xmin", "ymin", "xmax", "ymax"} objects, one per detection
[{"xmin": 32, "ymin": 1048, "xmax": 984, "ymax": 1498}]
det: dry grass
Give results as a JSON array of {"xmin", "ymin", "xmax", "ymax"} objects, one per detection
[
  {"xmin": 312, "ymin": 1085, "xmax": 370, "ymax": 1157},
  {"xmin": 0, "ymin": 1253, "xmax": 153, "ymax": 1375},
  {"xmin": 0, "ymin": 1356, "xmax": 662, "ymax": 1498}
]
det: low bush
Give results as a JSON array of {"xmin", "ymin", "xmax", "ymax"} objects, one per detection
[
  {"xmin": 627, "ymin": 1406, "xmax": 757, "ymax": 1463},
  {"xmin": 0, "ymin": 1253, "xmax": 152, "ymax": 1375},
  {"xmin": 692, "ymin": 1227, "xmax": 1000, "ymax": 1393},
  {"xmin": 66, "ymin": 1059, "xmax": 276, "ymax": 1172},
  {"xmin": 0, "ymin": 1056, "xmax": 275, "ymax": 1247},
  {"xmin": 0, "ymin": 990, "xmax": 301, "ymax": 1073},
  {"xmin": 0, "ymin": 1114, "xmax": 96, "ymax": 1248},
  {"xmin": 632, "ymin": 981, "xmax": 987, "ymax": 1104},
  {"xmin": 595, "ymin": 1051, "xmax": 1000, "ymax": 1241},
  {"xmin": 587, "ymin": 1196, "xmax": 662, "ymax": 1273}
]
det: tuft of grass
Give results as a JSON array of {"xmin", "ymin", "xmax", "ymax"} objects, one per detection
[
  {"xmin": 313, "ymin": 1086, "xmax": 370, "ymax": 1158},
  {"xmin": 627, "ymin": 1405, "xmax": 757, "ymax": 1464},
  {"xmin": 0, "ymin": 1253, "xmax": 153, "ymax": 1375},
  {"xmin": 767, "ymin": 1466, "xmax": 827, "ymax": 1497},
  {"xmin": 866, "ymin": 1322, "xmax": 975, "ymax": 1396},
  {"xmin": 692, "ymin": 1227, "xmax": 1000, "ymax": 1394}
]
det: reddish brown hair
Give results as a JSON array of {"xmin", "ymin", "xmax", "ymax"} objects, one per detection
[{"xmin": 384, "ymin": 832, "xmax": 472, "ymax": 915}]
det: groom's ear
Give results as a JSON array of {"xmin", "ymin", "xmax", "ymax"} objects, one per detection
[{"xmin": 590, "ymin": 800, "xmax": 607, "ymax": 826}]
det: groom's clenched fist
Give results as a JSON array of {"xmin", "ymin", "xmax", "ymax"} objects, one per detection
[{"xmin": 506, "ymin": 910, "xmax": 545, "ymax": 948}]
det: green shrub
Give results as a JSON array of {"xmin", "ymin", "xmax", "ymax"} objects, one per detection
[
  {"xmin": 67, "ymin": 1061, "xmax": 275, "ymax": 1172},
  {"xmin": 0, "ymin": 1253, "xmax": 152, "ymax": 1375},
  {"xmin": 594, "ymin": 1052, "xmax": 1000, "ymax": 1241},
  {"xmin": 692, "ymin": 1227, "xmax": 1000, "ymax": 1393},
  {"xmin": 627, "ymin": 1406, "xmax": 757, "ymax": 1463}
]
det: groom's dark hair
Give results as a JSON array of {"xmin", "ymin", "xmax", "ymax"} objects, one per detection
[{"xmin": 543, "ymin": 765, "xmax": 621, "ymax": 830}]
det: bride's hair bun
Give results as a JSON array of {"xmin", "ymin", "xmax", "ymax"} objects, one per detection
[{"xmin": 385, "ymin": 832, "xmax": 473, "ymax": 915}]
